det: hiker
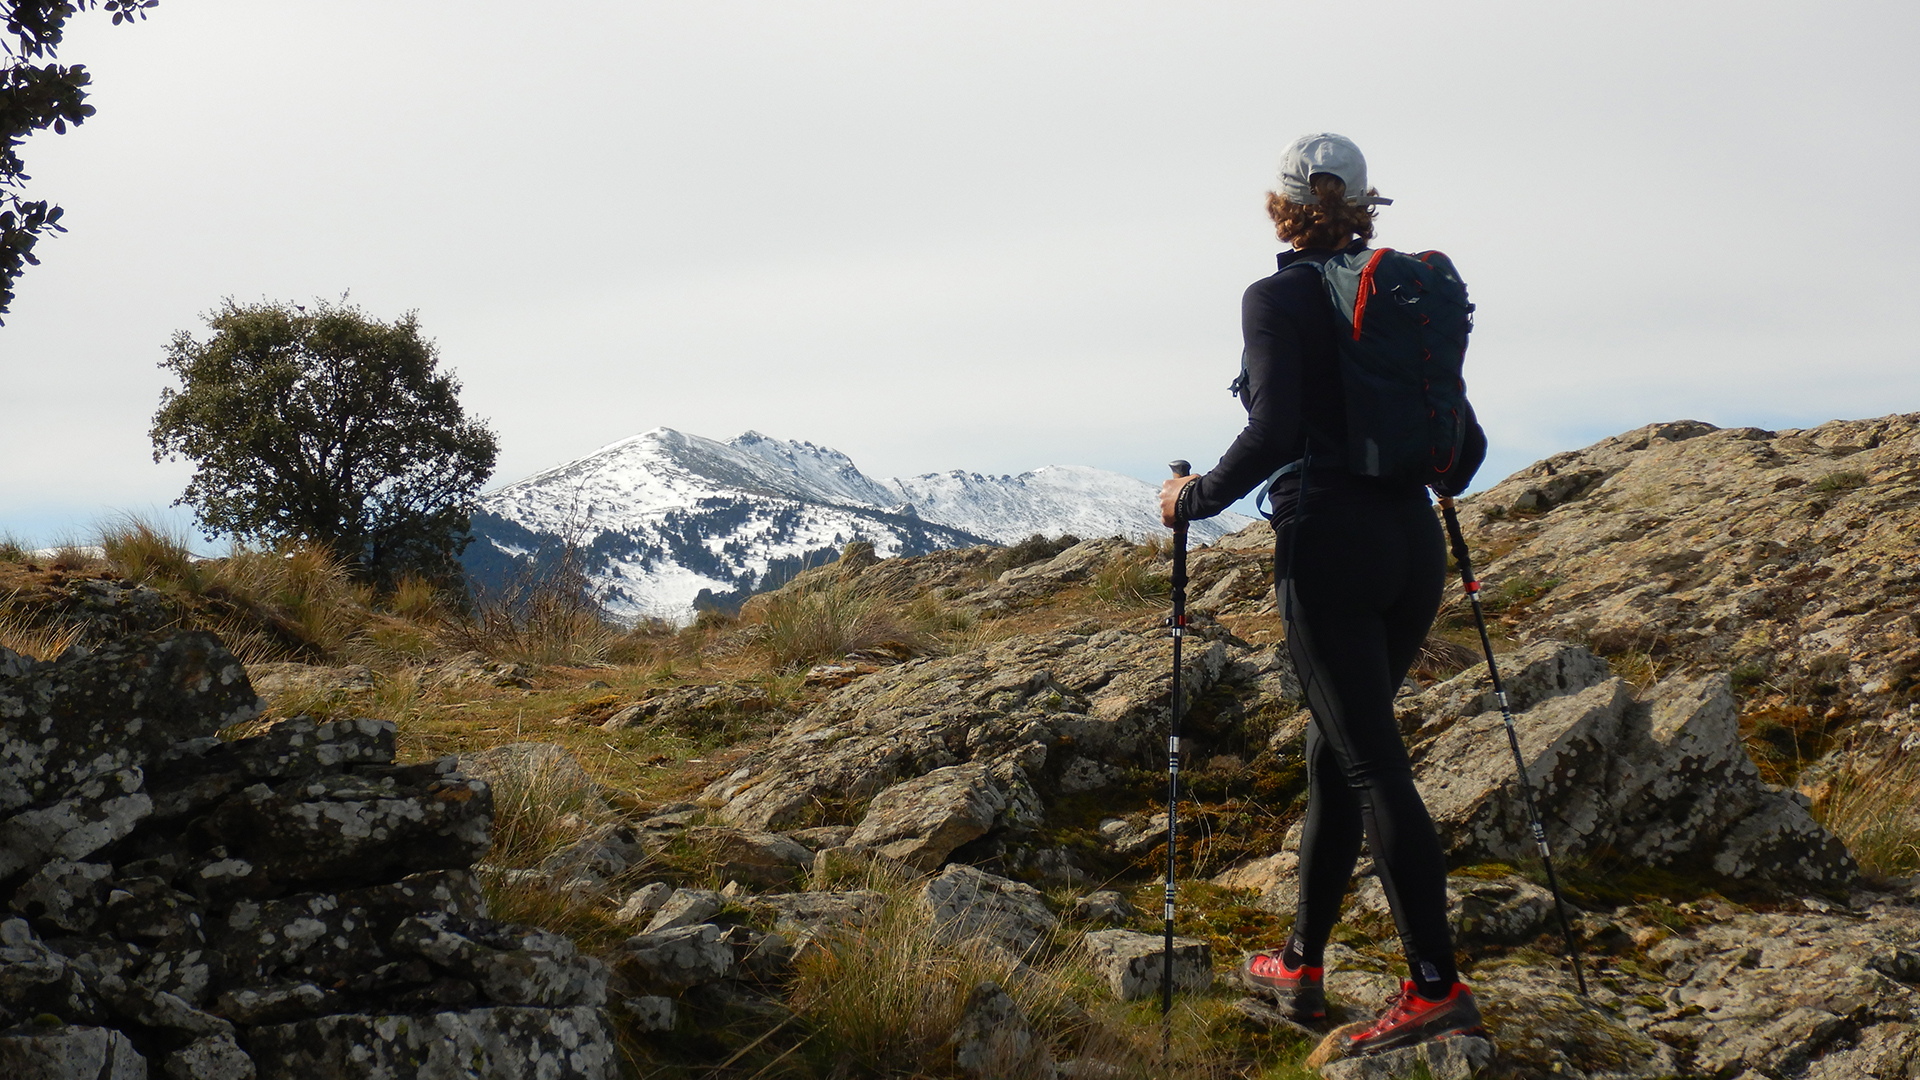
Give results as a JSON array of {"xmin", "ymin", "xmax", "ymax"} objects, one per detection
[{"xmin": 1159, "ymin": 132, "xmax": 1488, "ymax": 1055}]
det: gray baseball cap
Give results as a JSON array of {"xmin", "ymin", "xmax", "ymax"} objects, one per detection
[{"xmin": 1276, "ymin": 132, "xmax": 1393, "ymax": 207}]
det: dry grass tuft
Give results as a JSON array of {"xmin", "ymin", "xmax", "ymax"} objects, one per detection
[
  {"xmin": 785, "ymin": 872, "xmax": 1240, "ymax": 1079},
  {"xmin": 451, "ymin": 553, "xmax": 622, "ymax": 668},
  {"xmin": 99, "ymin": 518, "xmax": 202, "ymax": 589},
  {"xmin": 1819, "ymin": 750, "xmax": 1920, "ymax": 881},
  {"xmin": 0, "ymin": 607, "xmax": 83, "ymax": 661},
  {"xmin": 745, "ymin": 577, "xmax": 920, "ymax": 671},
  {"xmin": 1092, "ymin": 545, "xmax": 1171, "ymax": 607}
]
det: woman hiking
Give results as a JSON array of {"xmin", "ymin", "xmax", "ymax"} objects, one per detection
[{"xmin": 1159, "ymin": 132, "xmax": 1487, "ymax": 1055}]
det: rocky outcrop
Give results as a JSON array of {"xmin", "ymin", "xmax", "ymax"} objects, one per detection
[
  {"xmin": 0, "ymin": 634, "xmax": 614, "ymax": 1079},
  {"xmin": 1454, "ymin": 415, "xmax": 1920, "ymax": 773},
  {"xmin": 701, "ymin": 621, "xmax": 1296, "ymax": 874},
  {"xmin": 1396, "ymin": 641, "xmax": 1858, "ymax": 889}
]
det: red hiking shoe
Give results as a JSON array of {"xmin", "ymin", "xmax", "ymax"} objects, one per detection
[
  {"xmin": 1239, "ymin": 949, "xmax": 1327, "ymax": 1021},
  {"xmin": 1344, "ymin": 980, "xmax": 1486, "ymax": 1055}
]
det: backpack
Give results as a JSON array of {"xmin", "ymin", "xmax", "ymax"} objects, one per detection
[{"xmin": 1291, "ymin": 248, "xmax": 1484, "ymax": 494}]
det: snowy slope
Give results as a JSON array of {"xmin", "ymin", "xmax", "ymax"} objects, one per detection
[{"xmin": 464, "ymin": 428, "xmax": 1254, "ymax": 623}]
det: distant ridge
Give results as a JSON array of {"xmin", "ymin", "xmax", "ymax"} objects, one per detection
[{"xmin": 463, "ymin": 428, "xmax": 1253, "ymax": 623}]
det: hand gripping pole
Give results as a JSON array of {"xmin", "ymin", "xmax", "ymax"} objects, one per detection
[{"xmin": 1437, "ymin": 496, "xmax": 1588, "ymax": 997}]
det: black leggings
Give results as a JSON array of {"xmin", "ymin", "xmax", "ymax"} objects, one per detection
[{"xmin": 1277, "ymin": 483, "xmax": 1457, "ymax": 992}]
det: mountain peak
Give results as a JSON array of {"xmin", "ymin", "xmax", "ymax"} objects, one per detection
[{"xmin": 467, "ymin": 428, "xmax": 1253, "ymax": 623}]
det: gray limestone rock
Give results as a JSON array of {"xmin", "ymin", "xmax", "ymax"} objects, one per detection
[
  {"xmin": 704, "ymin": 627, "xmax": 1237, "ymax": 833},
  {"xmin": 240, "ymin": 1006, "xmax": 617, "ymax": 1079},
  {"xmin": 599, "ymin": 684, "xmax": 771, "ymax": 732},
  {"xmin": 1317, "ymin": 1035, "xmax": 1493, "ymax": 1080},
  {"xmin": 948, "ymin": 980, "xmax": 1052, "ymax": 1078},
  {"xmin": 1068, "ymin": 891, "xmax": 1135, "ymax": 924},
  {"xmin": 390, "ymin": 912, "xmax": 609, "ymax": 1008},
  {"xmin": 11, "ymin": 861, "xmax": 114, "ymax": 933},
  {"xmin": 201, "ymin": 762, "xmax": 492, "ymax": 890},
  {"xmin": 225, "ymin": 718, "xmax": 395, "ymax": 780},
  {"xmin": 848, "ymin": 762, "xmax": 1039, "ymax": 870},
  {"xmin": 619, "ymin": 924, "xmax": 735, "ymax": 990},
  {"xmin": 612, "ymin": 882, "xmax": 672, "ymax": 926},
  {"xmin": 453, "ymin": 743, "xmax": 592, "ymax": 794},
  {"xmin": 213, "ymin": 870, "xmax": 487, "ymax": 990},
  {"xmin": 0, "ymin": 1024, "xmax": 146, "ymax": 1079},
  {"xmin": 103, "ymin": 879, "xmax": 204, "ymax": 944},
  {"xmin": 620, "ymin": 995, "xmax": 675, "ymax": 1033},
  {"xmin": 749, "ymin": 890, "xmax": 886, "ymax": 935},
  {"xmin": 0, "ymin": 919, "xmax": 99, "ymax": 1023},
  {"xmin": 209, "ymin": 982, "xmax": 342, "ymax": 1026},
  {"xmin": 920, "ymin": 865, "xmax": 1058, "ymax": 954},
  {"xmin": 641, "ymin": 889, "xmax": 721, "ymax": 935},
  {"xmin": 1080, "ymin": 930, "xmax": 1211, "ymax": 1001},
  {"xmin": 0, "ymin": 775, "xmax": 152, "ymax": 880},
  {"xmin": 682, "ymin": 827, "xmax": 813, "ymax": 887},
  {"xmin": 1410, "ymin": 650, "xmax": 1856, "ymax": 890},
  {"xmin": 0, "ymin": 631, "xmax": 260, "ymax": 817},
  {"xmin": 161, "ymin": 1033, "xmax": 253, "ymax": 1080}
]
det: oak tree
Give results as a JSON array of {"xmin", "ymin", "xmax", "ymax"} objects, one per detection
[
  {"xmin": 3, "ymin": 0, "xmax": 156, "ymax": 321},
  {"xmin": 152, "ymin": 298, "xmax": 500, "ymax": 589}
]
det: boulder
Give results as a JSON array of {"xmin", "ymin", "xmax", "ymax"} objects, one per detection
[
  {"xmin": 641, "ymin": 889, "xmax": 721, "ymax": 935},
  {"xmin": 390, "ymin": 912, "xmax": 609, "ymax": 1008},
  {"xmin": 1068, "ymin": 891, "xmax": 1135, "ymax": 924},
  {"xmin": 1407, "ymin": 646, "xmax": 1856, "ymax": 889},
  {"xmin": 1, "ymin": 631, "xmax": 260, "ymax": 816},
  {"xmin": 0, "ymin": 1024, "xmax": 146, "ymax": 1079},
  {"xmin": 749, "ymin": 890, "xmax": 885, "ymax": 935},
  {"xmin": 620, "ymin": 995, "xmax": 675, "ymax": 1033},
  {"xmin": 1080, "ymin": 930, "xmax": 1211, "ymax": 1001},
  {"xmin": 947, "ymin": 980, "xmax": 1051, "ymax": 1078},
  {"xmin": 618, "ymin": 924, "xmax": 735, "ymax": 990},
  {"xmin": 162, "ymin": 1033, "xmax": 255, "ymax": 1080},
  {"xmin": 612, "ymin": 883, "xmax": 673, "ymax": 926},
  {"xmin": 240, "ymin": 1006, "xmax": 617, "ymax": 1079},
  {"xmin": 683, "ymin": 827, "xmax": 812, "ymax": 887},
  {"xmin": 847, "ymin": 762, "xmax": 1041, "ymax": 871},
  {"xmin": 600, "ymin": 684, "xmax": 771, "ymax": 732},
  {"xmin": 453, "ymin": 743, "xmax": 592, "ymax": 794},
  {"xmin": 920, "ymin": 865, "xmax": 1057, "ymax": 954},
  {"xmin": 703, "ymin": 627, "xmax": 1247, "ymax": 834},
  {"xmin": 200, "ymin": 761, "xmax": 493, "ymax": 890},
  {"xmin": 1317, "ymin": 1035, "xmax": 1493, "ymax": 1080}
]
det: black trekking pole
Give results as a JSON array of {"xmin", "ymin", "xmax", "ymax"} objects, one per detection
[
  {"xmin": 1437, "ymin": 495, "xmax": 1588, "ymax": 997},
  {"xmin": 1162, "ymin": 460, "xmax": 1191, "ymax": 1060}
]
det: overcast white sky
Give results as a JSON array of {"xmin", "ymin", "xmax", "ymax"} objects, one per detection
[{"xmin": 3, "ymin": 1, "xmax": 1916, "ymax": 546}]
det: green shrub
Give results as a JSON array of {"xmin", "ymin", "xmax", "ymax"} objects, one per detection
[{"xmin": 1811, "ymin": 470, "xmax": 1869, "ymax": 493}]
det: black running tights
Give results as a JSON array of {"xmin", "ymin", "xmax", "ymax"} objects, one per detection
[{"xmin": 1277, "ymin": 486, "xmax": 1458, "ymax": 994}]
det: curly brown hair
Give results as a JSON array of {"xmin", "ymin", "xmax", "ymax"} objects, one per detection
[{"xmin": 1267, "ymin": 174, "xmax": 1378, "ymax": 250}]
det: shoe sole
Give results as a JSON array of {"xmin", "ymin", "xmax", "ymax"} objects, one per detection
[{"xmin": 1349, "ymin": 1023, "xmax": 1489, "ymax": 1056}]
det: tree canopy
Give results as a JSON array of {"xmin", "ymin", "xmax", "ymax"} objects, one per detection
[
  {"xmin": 151, "ymin": 298, "xmax": 501, "ymax": 589},
  {"xmin": 2, "ymin": 0, "xmax": 155, "ymax": 321}
]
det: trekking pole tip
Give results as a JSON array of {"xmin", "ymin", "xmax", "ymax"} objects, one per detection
[{"xmin": 1168, "ymin": 460, "xmax": 1190, "ymax": 477}]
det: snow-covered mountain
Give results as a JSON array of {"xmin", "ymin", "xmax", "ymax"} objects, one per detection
[{"xmin": 463, "ymin": 428, "xmax": 1254, "ymax": 624}]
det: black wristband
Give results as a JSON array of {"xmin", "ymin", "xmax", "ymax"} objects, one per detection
[{"xmin": 1175, "ymin": 476, "xmax": 1198, "ymax": 523}]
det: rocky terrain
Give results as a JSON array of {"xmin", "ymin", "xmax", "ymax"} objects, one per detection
[
  {"xmin": 5, "ymin": 411, "xmax": 1919, "ymax": 1078},
  {"xmin": 0, "ymin": 619, "xmax": 617, "ymax": 1078}
]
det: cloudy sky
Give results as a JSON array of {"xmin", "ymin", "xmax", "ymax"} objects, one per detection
[{"xmin": 3, "ymin": 1, "xmax": 1915, "ymax": 546}]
